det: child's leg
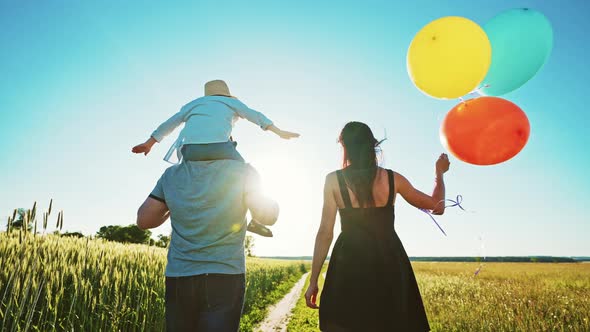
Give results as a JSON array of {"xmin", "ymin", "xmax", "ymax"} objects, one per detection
[{"xmin": 181, "ymin": 141, "xmax": 245, "ymax": 162}]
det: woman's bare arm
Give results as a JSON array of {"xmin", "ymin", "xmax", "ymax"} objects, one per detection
[
  {"xmin": 305, "ymin": 173, "xmax": 338, "ymax": 308},
  {"xmin": 396, "ymin": 153, "xmax": 450, "ymax": 215}
]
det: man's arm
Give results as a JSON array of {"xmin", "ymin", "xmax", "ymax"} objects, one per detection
[
  {"xmin": 244, "ymin": 167, "xmax": 279, "ymax": 226},
  {"xmin": 137, "ymin": 196, "xmax": 170, "ymax": 230}
]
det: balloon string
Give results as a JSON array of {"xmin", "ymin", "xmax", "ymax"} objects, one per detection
[
  {"xmin": 419, "ymin": 208, "xmax": 447, "ymax": 236},
  {"xmin": 474, "ymin": 265, "xmax": 483, "ymax": 276},
  {"xmin": 475, "ymin": 237, "xmax": 486, "ymax": 277},
  {"xmin": 444, "ymin": 195, "xmax": 465, "ymax": 211},
  {"xmin": 429, "ymin": 195, "xmax": 482, "ymax": 276},
  {"xmin": 474, "ymin": 84, "xmax": 490, "ymax": 96},
  {"xmin": 418, "ymin": 195, "xmax": 466, "ymax": 236},
  {"xmin": 460, "ymin": 84, "xmax": 491, "ymax": 101}
]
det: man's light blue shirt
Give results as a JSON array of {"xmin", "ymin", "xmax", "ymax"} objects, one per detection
[{"xmin": 150, "ymin": 160, "xmax": 278, "ymax": 277}]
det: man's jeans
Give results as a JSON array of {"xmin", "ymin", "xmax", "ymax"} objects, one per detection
[{"xmin": 165, "ymin": 273, "xmax": 245, "ymax": 332}]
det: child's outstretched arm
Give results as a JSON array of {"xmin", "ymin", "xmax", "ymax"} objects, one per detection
[
  {"xmin": 132, "ymin": 137, "xmax": 158, "ymax": 155},
  {"xmin": 132, "ymin": 106, "xmax": 190, "ymax": 156},
  {"xmin": 225, "ymin": 98, "xmax": 300, "ymax": 140},
  {"xmin": 266, "ymin": 124, "xmax": 300, "ymax": 140}
]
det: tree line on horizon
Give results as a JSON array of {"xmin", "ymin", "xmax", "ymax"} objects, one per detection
[
  {"xmin": 409, "ymin": 256, "xmax": 579, "ymax": 263},
  {"xmin": 4, "ymin": 201, "xmax": 170, "ymax": 247},
  {"xmin": 4, "ymin": 200, "xmax": 257, "ymax": 254}
]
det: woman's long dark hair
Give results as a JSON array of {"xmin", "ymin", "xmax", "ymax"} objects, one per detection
[{"xmin": 339, "ymin": 122, "xmax": 383, "ymax": 208}]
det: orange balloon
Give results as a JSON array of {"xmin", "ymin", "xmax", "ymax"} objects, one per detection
[{"xmin": 440, "ymin": 97, "xmax": 530, "ymax": 165}]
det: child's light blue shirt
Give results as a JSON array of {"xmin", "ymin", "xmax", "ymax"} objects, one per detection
[{"xmin": 151, "ymin": 96, "xmax": 273, "ymax": 163}]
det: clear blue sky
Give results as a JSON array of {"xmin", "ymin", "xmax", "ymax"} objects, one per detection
[{"xmin": 1, "ymin": 0, "xmax": 589, "ymax": 257}]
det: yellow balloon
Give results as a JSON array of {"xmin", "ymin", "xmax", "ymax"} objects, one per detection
[{"xmin": 407, "ymin": 16, "xmax": 491, "ymax": 99}]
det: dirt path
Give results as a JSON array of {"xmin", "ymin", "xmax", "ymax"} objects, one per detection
[{"xmin": 256, "ymin": 272, "xmax": 309, "ymax": 332}]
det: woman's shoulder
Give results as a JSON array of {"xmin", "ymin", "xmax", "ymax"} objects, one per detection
[
  {"xmin": 373, "ymin": 166, "xmax": 395, "ymax": 176},
  {"xmin": 325, "ymin": 170, "xmax": 339, "ymax": 181},
  {"xmin": 385, "ymin": 169, "xmax": 406, "ymax": 182},
  {"xmin": 326, "ymin": 169, "xmax": 339, "ymax": 176},
  {"xmin": 325, "ymin": 167, "xmax": 391, "ymax": 180},
  {"xmin": 328, "ymin": 167, "xmax": 393, "ymax": 175},
  {"xmin": 375, "ymin": 167, "xmax": 400, "ymax": 176}
]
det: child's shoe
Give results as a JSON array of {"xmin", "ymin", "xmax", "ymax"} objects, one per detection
[{"xmin": 246, "ymin": 219, "xmax": 273, "ymax": 237}]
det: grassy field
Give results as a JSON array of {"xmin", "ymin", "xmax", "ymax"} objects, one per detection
[
  {"xmin": 418, "ymin": 262, "xmax": 590, "ymax": 331},
  {"xmin": 287, "ymin": 262, "xmax": 590, "ymax": 331},
  {"xmin": 2, "ymin": 229, "xmax": 588, "ymax": 331},
  {"xmin": 287, "ymin": 266, "xmax": 327, "ymax": 331},
  {"xmin": 0, "ymin": 232, "xmax": 307, "ymax": 332},
  {"xmin": 240, "ymin": 258, "xmax": 308, "ymax": 331}
]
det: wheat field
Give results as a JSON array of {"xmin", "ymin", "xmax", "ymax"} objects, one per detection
[
  {"xmin": 287, "ymin": 262, "xmax": 590, "ymax": 331},
  {"xmin": 2, "ymin": 229, "xmax": 588, "ymax": 332},
  {"xmin": 415, "ymin": 262, "xmax": 590, "ymax": 331},
  {"xmin": 0, "ymin": 232, "xmax": 306, "ymax": 332}
]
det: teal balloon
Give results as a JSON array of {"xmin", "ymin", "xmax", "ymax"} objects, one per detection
[{"xmin": 482, "ymin": 8, "xmax": 553, "ymax": 96}]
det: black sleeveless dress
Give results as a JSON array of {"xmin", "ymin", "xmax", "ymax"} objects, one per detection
[{"xmin": 319, "ymin": 169, "xmax": 430, "ymax": 331}]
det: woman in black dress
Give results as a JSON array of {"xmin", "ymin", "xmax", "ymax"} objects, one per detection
[{"xmin": 305, "ymin": 122, "xmax": 450, "ymax": 331}]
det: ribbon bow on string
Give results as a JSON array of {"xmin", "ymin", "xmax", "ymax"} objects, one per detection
[{"xmin": 419, "ymin": 195, "xmax": 466, "ymax": 236}]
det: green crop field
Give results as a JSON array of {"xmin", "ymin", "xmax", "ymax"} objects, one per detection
[
  {"xmin": 0, "ymin": 231, "xmax": 307, "ymax": 332},
  {"xmin": 2, "ymin": 228, "xmax": 589, "ymax": 332},
  {"xmin": 287, "ymin": 262, "xmax": 590, "ymax": 331}
]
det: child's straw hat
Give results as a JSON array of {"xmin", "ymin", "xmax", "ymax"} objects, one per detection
[{"xmin": 204, "ymin": 80, "xmax": 234, "ymax": 97}]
